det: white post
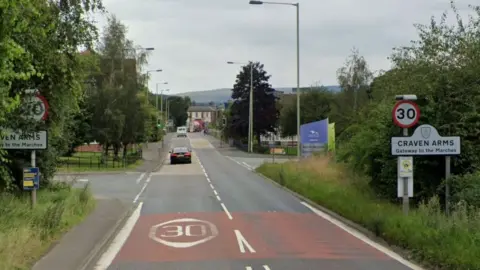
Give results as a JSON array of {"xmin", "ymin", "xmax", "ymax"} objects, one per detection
[
  {"xmin": 445, "ymin": 156, "xmax": 451, "ymax": 215},
  {"xmin": 31, "ymin": 150, "xmax": 37, "ymax": 207},
  {"xmin": 402, "ymin": 128, "xmax": 409, "ymax": 215}
]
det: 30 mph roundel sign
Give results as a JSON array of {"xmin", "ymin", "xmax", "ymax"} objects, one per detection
[{"xmin": 392, "ymin": 100, "xmax": 420, "ymax": 128}]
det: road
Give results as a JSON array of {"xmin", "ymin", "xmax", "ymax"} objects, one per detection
[{"xmin": 94, "ymin": 133, "xmax": 422, "ymax": 270}]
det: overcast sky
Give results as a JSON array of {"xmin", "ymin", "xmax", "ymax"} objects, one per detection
[{"xmin": 94, "ymin": 0, "xmax": 473, "ymax": 94}]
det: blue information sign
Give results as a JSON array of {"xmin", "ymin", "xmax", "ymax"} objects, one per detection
[
  {"xmin": 300, "ymin": 119, "xmax": 328, "ymax": 157},
  {"xmin": 23, "ymin": 167, "xmax": 40, "ymax": 190}
]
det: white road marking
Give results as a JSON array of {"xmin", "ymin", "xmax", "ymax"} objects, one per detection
[
  {"xmin": 213, "ymin": 189, "xmax": 218, "ymax": 195},
  {"xmin": 94, "ymin": 202, "xmax": 143, "ymax": 270},
  {"xmin": 221, "ymin": 203, "xmax": 233, "ymax": 220},
  {"xmin": 216, "ymin": 195, "xmax": 221, "ymax": 201},
  {"xmin": 209, "ymin": 183, "xmax": 215, "ymax": 189},
  {"xmin": 77, "ymin": 179, "xmax": 89, "ymax": 182},
  {"xmin": 133, "ymin": 175, "xmax": 151, "ymax": 203},
  {"xmin": 242, "ymin": 162, "xmax": 253, "ymax": 169},
  {"xmin": 245, "ymin": 266, "xmax": 271, "ymax": 270},
  {"xmin": 149, "ymin": 218, "xmax": 219, "ymax": 248},
  {"xmin": 234, "ymin": 230, "xmax": 256, "ymax": 253},
  {"xmin": 301, "ymin": 202, "xmax": 424, "ymax": 270},
  {"xmin": 135, "ymin": 172, "xmax": 146, "ymax": 184}
]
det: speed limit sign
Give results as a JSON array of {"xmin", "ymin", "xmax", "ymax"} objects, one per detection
[{"xmin": 392, "ymin": 100, "xmax": 420, "ymax": 128}]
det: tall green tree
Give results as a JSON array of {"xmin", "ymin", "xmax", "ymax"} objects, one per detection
[
  {"xmin": 167, "ymin": 96, "xmax": 191, "ymax": 127},
  {"xmin": 279, "ymin": 87, "xmax": 334, "ymax": 137},
  {"xmin": 1, "ymin": 0, "xmax": 104, "ymax": 189},
  {"xmin": 228, "ymin": 62, "xmax": 279, "ymax": 144}
]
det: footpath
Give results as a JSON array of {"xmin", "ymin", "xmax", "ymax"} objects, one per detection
[{"xmin": 33, "ymin": 135, "xmax": 171, "ymax": 270}]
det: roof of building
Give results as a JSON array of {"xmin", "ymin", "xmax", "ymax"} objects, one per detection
[{"xmin": 187, "ymin": 106, "xmax": 217, "ymax": 112}]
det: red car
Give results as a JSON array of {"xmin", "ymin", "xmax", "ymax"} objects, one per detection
[{"xmin": 170, "ymin": 147, "xmax": 192, "ymax": 164}]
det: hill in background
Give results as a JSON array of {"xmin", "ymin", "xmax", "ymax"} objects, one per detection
[{"xmin": 176, "ymin": 86, "xmax": 341, "ymax": 103}]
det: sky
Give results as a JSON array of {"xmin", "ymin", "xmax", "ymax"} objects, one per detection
[{"xmin": 94, "ymin": 0, "xmax": 473, "ymax": 94}]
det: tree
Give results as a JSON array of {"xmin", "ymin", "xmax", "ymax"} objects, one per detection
[
  {"xmin": 167, "ymin": 96, "xmax": 191, "ymax": 127},
  {"xmin": 1, "ymin": 0, "xmax": 104, "ymax": 189},
  {"xmin": 279, "ymin": 87, "xmax": 334, "ymax": 137},
  {"xmin": 228, "ymin": 62, "xmax": 279, "ymax": 144}
]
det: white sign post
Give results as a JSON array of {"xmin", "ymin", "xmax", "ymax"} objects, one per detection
[
  {"xmin": 392, "ymin": 99, "xmax": 421, "ymax": 215},
  {"xmin": 391, "ymin": 123, "xmax": 461, "ymax": 215}
]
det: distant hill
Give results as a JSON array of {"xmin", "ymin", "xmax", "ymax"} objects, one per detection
[{"xmin": 176, "ymin": 86, "xmax": 341, "ymax": 103}]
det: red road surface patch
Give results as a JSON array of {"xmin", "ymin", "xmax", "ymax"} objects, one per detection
[{"xmin": 114, "ymin": 212, "xmax": 390, "ymax": 263}]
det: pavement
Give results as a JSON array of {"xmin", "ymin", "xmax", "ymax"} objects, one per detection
[
  {"xmin": 33, "ymin": 137, "xmax": 172, "ymax": 270},
  {"xmin": 88, "ymin": 133, "xmax": 423, "ymax": 270}
]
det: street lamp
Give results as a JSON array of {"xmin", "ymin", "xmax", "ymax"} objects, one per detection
[
  {"xmin": 228, "ymin": 61, "xmax": 254, "ymax": 153},
  {"xmin": 156, "ymin": 82, "xmax": 168, "ymax": 110},
  {"xmin": 144, "ymin": 69, "xmax": 162, "ymax": 103},
  {"xmin": 249, "ymin": 0, "xmax": 301, "ymax": 158}
]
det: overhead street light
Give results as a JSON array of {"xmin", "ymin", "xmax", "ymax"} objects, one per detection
[
  {"xmin": 156, "ymin": 82, "xmax": 169, "ymax": 111},
  {"xmin": 227, "ymin": 61, "xmax": 254, "ymax": 153},
  {"xmin": 249, "ymin": 0, "xmax": 301, "ymax": 158},
  {"xmin": 144, "ymin": 69, "xmax": 162, "ymax": 103}
]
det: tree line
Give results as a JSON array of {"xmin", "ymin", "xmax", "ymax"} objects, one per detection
[
  {"xmin": 224, "ymin": 3, "xmax": 480, "ymax": 207},
  {"xmin": 0, "ymin": 2, "xmax": 189, "ymax": 190}
]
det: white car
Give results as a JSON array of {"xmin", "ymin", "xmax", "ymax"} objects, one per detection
[{"xmin": 176, "ymin": 126, "xmax": 187, "ymax": 137}]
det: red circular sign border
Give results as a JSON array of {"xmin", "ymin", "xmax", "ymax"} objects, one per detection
[
  {"xmin": 392, "ymin": 100, "xmax": 420, "ymax": 128},
  {"xmin": 35, "ymin": 93, "xmax": 49, "ymax": 121}
]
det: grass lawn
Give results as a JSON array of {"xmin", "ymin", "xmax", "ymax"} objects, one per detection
[
  {"xmin": 0, "ymin": 183, "xmax": 95, "ymax": 270},
  {"xmin": 256, "ymin": 156, "xmax": 480, "ymax": 270},
  {"xmin": 57, "ymin": 151, "xmax": 143, "ymax": 172}
]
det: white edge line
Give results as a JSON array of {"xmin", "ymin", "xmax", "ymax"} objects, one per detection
[
  {"xmin": 301, "ymin": 202, "xmax": 424, "ymax": 270},
  {"xmin": 263, "ymin": 265, "xmax": 271, "ymax": 270},
  {"xmin": 94, "ymin": 202, "xmax": 143, "ymax": 270},
  {"xmin": 135, "ymin": 172, "xmax": 146, "ymax": 184},
  {"xmin": 220, "ymin": 203, "xmax": 233, "ymax": 220},
  {"xmin": 133, "ymin": 175, "xmax": 151, "ymax": 203}
]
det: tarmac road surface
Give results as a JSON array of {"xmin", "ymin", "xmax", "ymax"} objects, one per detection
[{"xmin": 94, "ymin": 133, "xmax": 423, "ymax": 270}]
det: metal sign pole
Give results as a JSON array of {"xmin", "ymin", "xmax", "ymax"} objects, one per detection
[
  {"xmin": 445, "ymin": 156, "xmax": 451, "ymax": 215},
  {"xmin": 31, "ymin": 150, "xmax": 37, "ymax": 207},
  {"xmin": 401, "ymin": 128, "xmax": 409, "ymax": 215}
]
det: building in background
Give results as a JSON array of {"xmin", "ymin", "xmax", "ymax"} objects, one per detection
[{"xmin": 187, "ymin": 106, "xmax": 218, "ymax": 132}]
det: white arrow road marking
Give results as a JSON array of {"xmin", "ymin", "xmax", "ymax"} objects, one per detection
[
  {"xmin": 234, "ymin": 230, "xmax": 256, "ymax": 253},
  {"xmin": 245, "ymin": 266, "xmax": 271, "ymax": 270}
]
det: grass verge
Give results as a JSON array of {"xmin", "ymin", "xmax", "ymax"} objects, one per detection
[
  {"xmin": 256, "ymin": 156, "xmax": 480, "ymax": 270},
  {"xmin": 56, "ymin": 159, "xmax": 143, "ymax": 173},
  {"xmin": 0, "ymin": 183, "xmax": 96, "ymax": 270}
]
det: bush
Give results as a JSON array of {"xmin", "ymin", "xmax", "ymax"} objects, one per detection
[
  {"xmin": 256, "ymin": 156, "xmax": 480, "ymax": 270},
  {"xmin": 0, "ymin": 183, "xmax": 95, "ymax": 270}
]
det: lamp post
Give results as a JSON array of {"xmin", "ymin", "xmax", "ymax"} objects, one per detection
[
  {"xmin": 227, "ymin": 61, "xmax": 254, "ymax": 153},
  {"xmin": 249, "ymin": 0, "xmax": 300, "ymax": 158},
  {"xmin": 155, "ymin": 82, "xmax": 168, "ymax": 110},
  {"xmin": 145, "ymin": 69, "xmax": 162, "ymax": 103}
]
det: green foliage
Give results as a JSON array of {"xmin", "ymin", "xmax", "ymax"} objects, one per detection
[
  {"xmin": 336, "ymin": 3, "xmax": 480, "ymax": 203},
  {"xmin": 166, "ymin": 96, "xmax": 191, "ymax": 127},
  {"xmin": 0, "ymin": 0, "xmax": 104, "ymax": 190},
  {"xmin": 257, "ymin": 160, "xmax": 480, "ymax": 270},
  {"xmin": 228, "ymin": 62, "xmax": 279, "ymax": 142},
  {"xmin": 279, "ymin": 87, "xmax": 334, "ymax": 137}
]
